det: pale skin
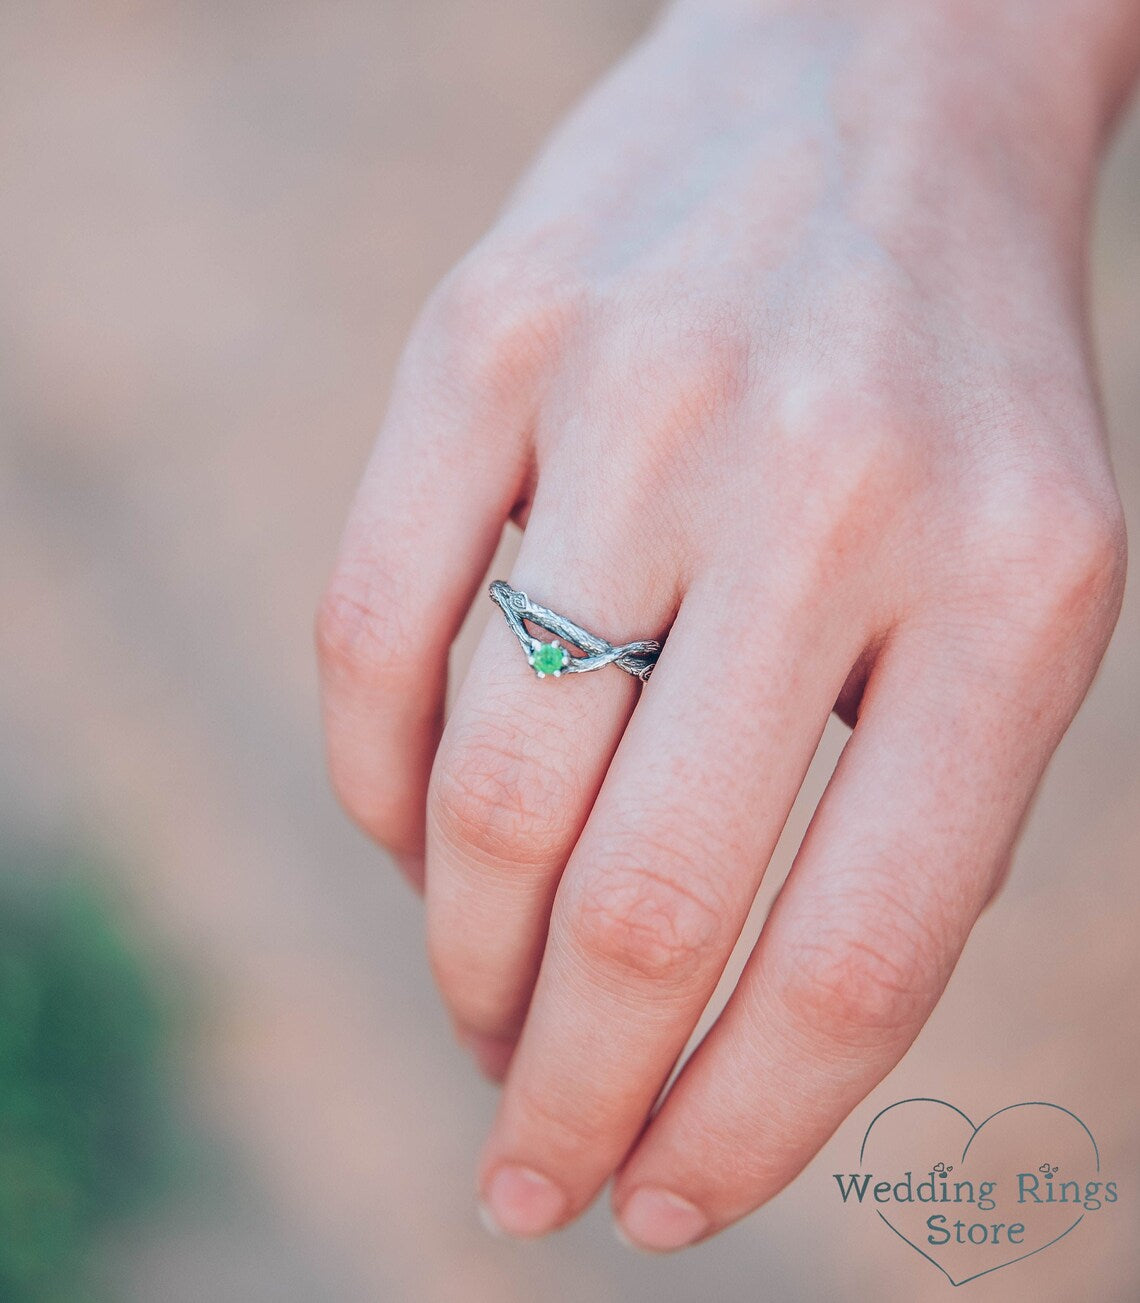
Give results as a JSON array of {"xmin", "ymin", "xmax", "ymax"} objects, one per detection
[{"xmin": 317, "ymin": 0, "xmax": 1140, "ymax": 1253}]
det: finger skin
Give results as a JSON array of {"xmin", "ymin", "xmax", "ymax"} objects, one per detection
[
  {"xmin": 316, "ymin": 266, "xmax": 545, "ymax": 884},
  {"xmin": 473, "ymin": 572, "xmax": 867, "ymax": 1237},
  {"xmin": 425, "ymin": 501, "xmax": 675, "ymax": 1052},
  {"xmin": 610, "ymin": 603, "xmax": 1119, "ymax": 1250}
]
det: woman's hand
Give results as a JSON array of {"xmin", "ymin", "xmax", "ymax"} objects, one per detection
[{"xmin": 317, "ymin": 0, "xmax": 1133, "ymax": 1251}]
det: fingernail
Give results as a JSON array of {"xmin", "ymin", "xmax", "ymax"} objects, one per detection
[
  {"xmin": 456, "ymin": 1030, "xmax": 515, "ymax": 1081},
  {"xmin": 479, "ymin": 1165, "xmax": 568, "ymax": 1238},
  {"xmin": 618, "ymin": 1186, "xmax": 709, "ymax": 1252}
]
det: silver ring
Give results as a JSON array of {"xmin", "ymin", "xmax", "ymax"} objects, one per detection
[{"xmin": 489, "ymin": 580, "xmax": 662, "ymax": 682}]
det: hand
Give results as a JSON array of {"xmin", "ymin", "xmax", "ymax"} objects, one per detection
[{"xmin": 317, "ymin": 0, "xmax": 1132, "ymax": 1251}]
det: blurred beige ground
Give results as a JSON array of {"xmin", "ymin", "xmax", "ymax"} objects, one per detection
[{"xmin": 2, "ymin": 2, "xmax": 1138, "ymax": 1300}]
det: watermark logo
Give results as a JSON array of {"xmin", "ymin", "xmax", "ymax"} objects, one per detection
[{"xmin": 833, "ymin": 1099, "xmax": 1118, "ymax": 1286}]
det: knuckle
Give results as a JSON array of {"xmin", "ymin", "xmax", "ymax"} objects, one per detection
[
  {"xmin": 321, "ymin": 736, "xmax": 412, "ymax": 852},
  {"xmin": 414, "ymin": 244, "xmax": 581, "ymax": 402},
  {"xmin": 315, "ymin": 566, "xmax": 421, "ymax": 690},
  {"xmin": 1030, "ymin": 489, "xmax": 1125, "ymax": 607},
  {"xmin": 316, "ymin": 578, "xmax": 429, "ymax": 843},
  {"xmin": 428, "ymin": 946, "xmax": 519, "ymax": 1040},
  {"xmin": 763, "ymin": 382, "xmax": 917, "ymax": 574},
  {"xmin": 331, "ymin": 771, "xmax": 408, "ymax": 850},
  {"xmin": 970, "ymin": 476, "xmax": 1127, "ymax": 628},
  {"xmin": 775, "ymin": 881, "xmax": 943, "ymax": 1051},
  {"xmin": 626, "ymin": 304, "xmax": 755, "ymax": 425},
  {"xmin": 576, "ymin": 306, "xmax": 754, "ymax": 483},
  {"xmin": 444, "ymin": 993, "xmax": 509, "ymax": 1043},
  {"xmin": 561, "ymin": 843, "xmax": 725, "ymax": 988},
  {"xmin": 429, "ymin": 722, "xmax": 575, "ymax": 868}
]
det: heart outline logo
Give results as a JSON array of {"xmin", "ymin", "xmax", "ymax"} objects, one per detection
[{"xmin": 859, "ymin": 1098, "xmax": 1100, "ymax": 1287}]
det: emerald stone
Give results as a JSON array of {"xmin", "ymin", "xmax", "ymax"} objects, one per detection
[{"xmin": 531, "ymin": 642, "xmax": 566, "ymax": 676}]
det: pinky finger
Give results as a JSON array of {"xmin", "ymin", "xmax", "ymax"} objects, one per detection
[{"xmin": 317, "ymin": 285, "xmax": 535, "ymax": 884}]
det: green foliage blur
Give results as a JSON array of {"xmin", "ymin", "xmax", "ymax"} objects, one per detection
[{"xmin": 0, "ymin": 854, "xmax": 173, "ymax": 1301}]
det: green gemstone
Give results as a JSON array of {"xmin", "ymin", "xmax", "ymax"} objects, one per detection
[{"xmin": 531, "ymin": 642, "xmax": 566, "ymax": 676}]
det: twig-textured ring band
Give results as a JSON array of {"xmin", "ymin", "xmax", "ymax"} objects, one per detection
[{"xmin": 488, "ymin": 580, "xmax": 663, "ymax": 682}]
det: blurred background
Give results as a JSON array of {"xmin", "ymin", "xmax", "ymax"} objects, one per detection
[{"xmin": 1, "ymin": 2, "xmax": 1138, "ymax": 1300}]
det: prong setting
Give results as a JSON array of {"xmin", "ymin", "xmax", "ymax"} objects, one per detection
[{"xmin": 528, "ymin": 638, "xmax": 570, "ymax": 678}]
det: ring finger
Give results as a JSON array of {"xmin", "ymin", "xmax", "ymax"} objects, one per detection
[{"xmin": 425, "ymin": 479, "xmax": 679, "ymax": 1076}]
